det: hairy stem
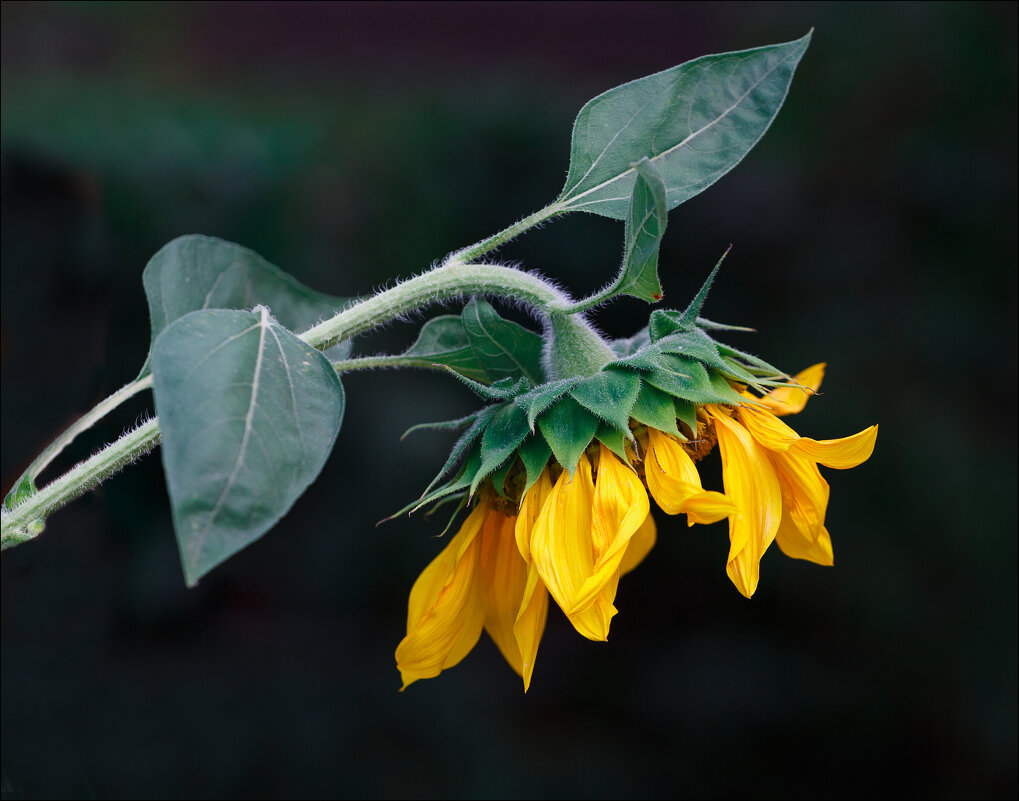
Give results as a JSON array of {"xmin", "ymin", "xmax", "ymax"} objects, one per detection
[
  {"xmin": 2, "ymin": 419, "xmax": 161, "ymax": 550},
  {"xmin": 447, "ymin": 203, "xmax": 565, "ymax": 265}
]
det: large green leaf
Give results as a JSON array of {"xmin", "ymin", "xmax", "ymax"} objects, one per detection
[
  {"xmin": 461, "ymin": 298, "xmax": 546, "ymax": 385},
  {"xmin": 151, "ymin": 308, "xmax": 345, "ymax": 586},
  {"xmin": 142, "ymin": 235, "xmax": 352, "ymax": 373},
  {"xmin": 389, "ymin": 315, "xmax": 488, "ymax": 381},
  {"xmin": 557, "ymin": 33, "xmax": 811, "ymax": 219}
]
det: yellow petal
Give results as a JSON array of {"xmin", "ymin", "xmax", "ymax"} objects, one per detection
[
  {"xmin": 567, "ymin": 444, "xmax": 650, "ymax": 615},
  {"xmin": 396, "ymin": 501, "xmax": 487, "ymax": 688},
  {"xmin": 530, "ymin": 454, "xmax": 616, "ymax": 641},
  {"xmin": 736, "ymin": 405, "xmax": 800, "ymax": 452},
  {"xmin": 682, "ymin": 490, "xmax": 737, "ymax": 526},
  {"xmin": 645, "ymin": 427, "xmax": 736, "ymax": 525},
  {"xmin": 769, "ymin": 450, "xmax": 834, "ymax": 566},
  {"xmin": 755, "ymin": 362, "xmax": 826, "ymax": 417},
  {"xmin": 514, "ymin": 469, "xmax": 552, "ymax": 564},
  {"xmin": 513, "ymin": 563, "xmax": 549, "ymax": 692},
  {"xmin": 619, "ymin": 513, "xmax": 657, "ymax": 576},
  {"xmin": 645, "ymin": 428, "xmax": 703, "ymax": 514},
  {"xmin": 792, "ymin": 425, "xmax": 878, "ymax": 469},
  {"xmin": 480, "ymin": 512, "xmax": 529, "ymax": 678},
  {"xmin": 710, "ymin": 408, "xmax": 782, "ymax": 599}
]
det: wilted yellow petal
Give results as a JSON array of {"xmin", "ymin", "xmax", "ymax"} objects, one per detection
[
  {"xmin": 756, "ymin": 363, "xmax": 826, "ymax": 417},
  {"xmin": 619, "ymin": 513, "xmax": 656, "ymax": 576},
  {"xmin": 396, "ymin": 502, "xmax": 487, "ymax": 688},
  {"xmin": 769, "ymin": 450, "xmax": 834, "ymax": 566},
  {"xmin": 567, "ymin": 444, "xmax": 649, "ymax": 615},
  {"xmin": 793, "ymin": 425, "xmax": 878, "ymax": 469},
  {"xmin": 710, "ymin": 408, "xmax": 782, "ymax": 599},
  {"xmin": 736, "ymin": 405, "xmax": 799, "ymax": 452},
  {"xmin": 530, "ymin": 455, "xmax": 616, "ymax": 641},
  {"xmin": 513, "ymin": 563, "xmax": 549, "ymax": 692},
  {"xmin": 514, "ymin": 469, "xmax": 552, "ymax": 564},
  {"xmin": 645, "ymin": 427, "xmax": 736, "ymax": 525},
  {"xmin": 645, "ymin": 428, "xmax": 703, "ymax": 514},
  {"xmin": 480, "ymin": 512, "xmax": 529, "ymax": 677}
]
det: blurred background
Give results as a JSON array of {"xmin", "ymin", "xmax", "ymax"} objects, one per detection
[{"xmin": 2, "ymin": 2, "xmax": 1016, "ymax": 798}]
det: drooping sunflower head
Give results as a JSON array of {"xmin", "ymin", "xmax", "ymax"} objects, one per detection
[{"xmin": 392, "ymin": 293, "xmax": 877, "ymax": 691}]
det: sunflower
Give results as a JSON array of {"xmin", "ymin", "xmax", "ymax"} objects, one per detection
[{"xmin": 396, "ymin": 363, "xmax": 877, "ymax": 690}]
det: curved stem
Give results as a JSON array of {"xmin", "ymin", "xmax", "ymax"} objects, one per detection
[
  {"xmin": 301, "ymin": 262, "xmax": 568, "ymax": 351},
  {"xmin": 9, "ymin": 375, "xmax": 154, "ymax": 496},
  {"xmin": 2, "ymin": 419, "xmax": 161, "ymax": 550}
]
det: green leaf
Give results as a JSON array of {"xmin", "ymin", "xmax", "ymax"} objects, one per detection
[
  {"xmin": 403, "ymin": 447, "xmax": 484, "ymax": 517},
  {"xmin": 475, "ymin": 403, "xmax": 531, "ymax": 493},
  {"xmin": 3, "ymin": 476, "xmax": 37, "ymax": 512},
  {"xmin": 537, "ymin": 396, "xmax": 599, "ymax": 475},
  {"xmin": 142, "ymin": 235, "xmax": 352, "ymax": 373},
  {"xmin": 150, "ymin": 308, "xmax": 345, "ymax": 586},
  {"xmin": 569, "ymin": 370, "xmax": 641, "ymax": 432},
  {"xmin": 401, "ymin": 411, "xmax": 477, "ymax": 441},
  {"xmin": 517, "ymin": 434, "xmax": 552, "ymax": 493},
  {"xmin": 557, "ymin": 33, "xmax": 811, "ymax": 219},
  {"xmin": 610, "ymin": 328, "xmax": 650, "ymax": 357},
  {"xmin": 439, "ymin": 368, "xmax": 530, "ymax": 401},
  {"xmin": 656, "ymin": 328, "xmax": 761, "ymax": 387},
  {"xmin": 630, "ymin": 382, "xmax": 681, "ymax": 436},
  {"xmin": 600, "ymin": 158, "xmax": 668, "ymax": 303},
  {"xmin": 461, "ymin": 298, "xmax": 546, "ymax": 385},
  {"xmin": 514, "ymin": 377, "xmax": 582, "ymax": 429},
  {"xmin": 489, "ymin": 458, "xmax": 516, "ymax": 500},
  {"xmin": 391, "ymin": 315, "xmax": 488, "ymax": 381},
  {"xmin": 595, "ymin": 422, "xmax": 631, "ymax": 464}
]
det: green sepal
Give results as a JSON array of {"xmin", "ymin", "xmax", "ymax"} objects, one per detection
[
  {"xmin": 515, "ymin": 435, "xmax": 549, "ymax": 494},
  {"xmin": 537, "ymin": 396, "xmax": 600, "ymax": 476},
  {"xmin": 461, "ymin": 298, "xmax": 546, "ymax": 385},
  {"xmin": 674, "ymin": 398, "xmax": 698, "ymax": 433},
  {"xmin": 629, "ymin": 382, "xmax": 681, "ymax": 436},
  {"xmin": 715, "ymin": 343, "xmax": 789, "ymax": 380},
  {"xmin": 418, "ymin": 405, "xmax": 498, "ymax": 500},
  {"xmin": 655, "ymin": 328, "xmax": 763, "ymax": 389},
  {"xmin": 3, "ymin": 476, "xmax": 37, "ymax": 511},
  {"xmin": 400, "ymin": 411, "xmax": 477, "ymax": 441},
  {"xmin": 610, "ymin": 329, "xmax": 651, "ymax": 358},
  {"xmin": 514, "ymin": 377, "xmax": 582, "ymax": 429},
  {"xmin": 569, "ymin": 369, "xmax": 641, "ymax": 433},
  {"xmin": 708, "ymin": 372, "xmax": 749, "ymax": 405},
  {"xmin": 475, "ymin": 403, "xmax": 530, "ymax": 494},
  {"xmin": 405, "ymin": 446, "xmax": 483, "ymax": 516},
  {"xmin": 605, "ymin": 342, "xmax": 664, "ymax": 373},
  {"xmin": 439, "ymin": 367, "xmax": 530, "ymax": 401},
  {"xmin": 490, "ymin": 458, "xmax": 517, "ymax": 500},
  {"xmin": 595, "ymin": 422, "xmax": 631, "ymax": 465}
]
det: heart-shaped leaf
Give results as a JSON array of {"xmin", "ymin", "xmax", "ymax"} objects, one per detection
[
  {"xmin": 151, "ymin": 307, "xmax": 345, "ymax": 585},
  {"xmin": 461, "ymin": 298, "xmax": 546, "ymax": 385}
]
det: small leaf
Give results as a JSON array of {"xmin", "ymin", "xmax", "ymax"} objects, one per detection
[
  {"xmin": 439, "ymin": 367, "xmax": 530, "ymax": 401},
  {"xmin": 630, "ymin": 383, "xmax": 681, "ymax": 436},
  {"xmin": 605, "ymin": 342, "xmax": 664, "ymax": 373},
  {"xmin": 558, "ymin": 33, "xmax": 812, "ymax": 219},
  {"xmin": 642, "ymin": 354, "xmax": 713, "ymax": 403},
  {"xmin": 151, "ymin": 308, "xmax": 345, "ymax": 586},
  {"xmin": 392, "ymin": 315, "xmax": 488, "ymax": 381},
  {"xmin": 656, "ymin": 328, "xmax": 761, "ymax": 387},
  {"xmin": 475, "ymin": 403, "xmax": 531, "ymax": 493},
  {"xmin": 569, "ymin": 370, "xmax": 641, "ymax": 433},
  {"xmin": 517, "ymin": 434, "xmax": 552, "ymax": 493},
  {"xmin": 401, "ymin": 412, "xmax": 477, "ymax": 441},
  {"xmin": 514, "ymin": 377, "xmax": 583, "ymax": 429},
  {"xmin": 3, "ymin": 476, "xmax": 37, "ymax": 511},
  {"xmin": 142, "ymin": 235, "xmax": 352, "ymax": 373},
  {"xmin": 489, "ymin": 458, "xmax": 516, "ymax": 500},
  {"xmin": 537, "ymin": 396, "xmax": 599, "ymax": 475},
  {"xmin": 461, "ymin": 298, "xmax": 546, "ymax": 385},
  {"xmin": 405, "ymin": 447, "xmax": 484, "ymax": 516},
  {"xmin": 601, "ymin": 158, "xmax": 668, "ymax": 303}
]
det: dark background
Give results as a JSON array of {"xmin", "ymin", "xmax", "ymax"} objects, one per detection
[{"xmin": 2, "ymin": 2, "xmax": 1016, "ymax": 798}]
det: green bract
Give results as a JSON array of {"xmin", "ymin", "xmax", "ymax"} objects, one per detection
[{"xmin": 400, "ymin": 267, "xmax": 794, "ymax": 521}]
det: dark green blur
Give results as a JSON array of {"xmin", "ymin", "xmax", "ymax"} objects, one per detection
[{"xmin": 2, "ymin": 3, "xmax": 1016, "ymax": 798}]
